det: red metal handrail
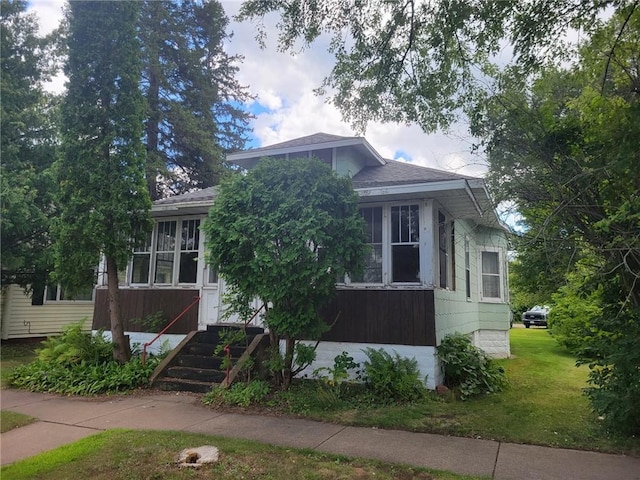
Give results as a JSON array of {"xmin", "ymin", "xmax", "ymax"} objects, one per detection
[{"xmin": 142, "ymin": 296, "xmax": 200, "ymax": 365}]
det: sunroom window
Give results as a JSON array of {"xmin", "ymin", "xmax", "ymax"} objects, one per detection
[
  {"xmin": 154, "ymin": 221, "xmax": 176, "ymax": 284},
  {"xmin": 351, "ymin": 206, "xmax": 383, "ymax": 283},
  {"xmin": 178, "ymin": 219, "xmax": 200, "ymax": 283},
  {"xmin": 131, "ymin": 233, "xmax": 152, "ymax": 284},
  {"xmin": 391, "ymin": 204, "xmax": 420, "ymax": 283}
]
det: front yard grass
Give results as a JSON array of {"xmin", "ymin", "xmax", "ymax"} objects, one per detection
[
  {"xmin": 1, "ymin": 410, "xmax": 37, "ymax": 433},
  {"xmin": 0, "ymin": 342, "xmax": 38, "ymax": 388},
  {"xmin": 0, "ymin": 429, "xmax": 483, "ymax": 480},
  {"xmin": 260, "ymin": 329, "xmax": 639, "ymax": 456}
]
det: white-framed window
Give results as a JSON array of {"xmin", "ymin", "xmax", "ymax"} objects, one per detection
[
  {"xmin": 464, "ymin": 235, "xmax": 472, "ymax": 300},
  {"xmin": 154, "ymin": 220, "xmax": 177, "ymax": 284},
  {"xmin": 351, "ymin": 206, "xmax": 383, "ymax": 284},
  {"xmin": 131, "ymin": 233, "xmax": 152, "ymax": 284},
  {"xmin": 125, "ymin": 217, "xmax": 205, "ymax": 286},
  {"xmin": 391, "ymin": 204, "xmax": 420, "ymax": 283},
  {"xmin": 45, "ymin": 284, "xmax": 94, "ymax": 302},
  {"xmin": 437, "ymin": 210, "xmax": 456, "ymax": 290},
  {"xmin": 346, "ymin": 203, "xmax": 423, "ymax": 286},
  {"xmin": 178, "ymin": 219, "xmax": 200, "ymax": 284},
  {"xmin": 479, "ymin": 248, "xmax": 503, "ymax": 302}
]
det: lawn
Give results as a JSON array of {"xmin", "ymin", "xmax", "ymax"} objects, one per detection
[
  {"xmin": 3, "ymin": 329, "xmax": 639, "ymax": 457},
  {"xmin": 0, "ymin": 429, "xmax": 483, "ymax": 480},
  {"xmin": 1, "ymin": 342, "xmax": 38, "ymax": 388},
  {"xmin": 256, "ymin": 329, "xmax": 640, "ymax": 456}
]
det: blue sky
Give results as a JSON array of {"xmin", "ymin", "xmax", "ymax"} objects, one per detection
[{"xmin": 28, "ymin": 0, "xmax": 489, "ymax": 178}]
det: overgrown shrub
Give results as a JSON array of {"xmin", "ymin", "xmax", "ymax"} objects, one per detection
[
  {"xmin": 437, "ymin": 333, "xmax": 507, "ymax": 400},
  {"xmin": 361, "ymin": 348, "xmax": 427, "ymax": 402},
  {"xmin": 548, "ymin": 264, "xmax": 602, "ymax": 355},
  {"xmin": 202, "ymin": 380, "xmax": 271, "ymax": 407},
  {"xmin": 37, "ymin": 321, "xmax": 112, "ymax": 365},
  {"xmin": 8, "ymin": 322, "xmax": 164, "ymax": 395},
  {"xmin": 8, "ymin": 356, "xmax": 160, "ymax": 395},
  {"xmin": 579, "ymin": 289, "xmax": 640, "ymax": 436}
]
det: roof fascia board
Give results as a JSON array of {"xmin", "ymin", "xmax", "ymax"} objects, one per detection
[
  {"xmin": 355, "ymin": 179, "xmax": 469, "ymax": 197},
  {"xmin": 464, "ymin": 180, "xmax": 483, "ymax": 217},
  {"xmin": 228, "ymin": 137, "xmax": 386, "ymax": 165},
  {"xmin": 151, "ymin": 200, "xmax": 212, "ymax": 213}
]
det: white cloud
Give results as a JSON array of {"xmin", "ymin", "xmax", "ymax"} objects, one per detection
[
  {"xmin": 26, "ymin": 0, "xmax": 489, "ymax": 178},
  {"xmin": 29, "ymin": 0, "xmax": 65, "ymax": 36}
]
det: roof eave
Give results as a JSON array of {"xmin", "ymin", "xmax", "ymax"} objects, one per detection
[{"xmin": 228, "ymin": 137, "xmax": 387, "ymax": 168}]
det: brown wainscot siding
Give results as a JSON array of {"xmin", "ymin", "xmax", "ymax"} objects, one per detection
[
  {"xmin": 92, "ymin": 288, "xmax": 198, "ymax": 334},
  {"xmin": 321, "ymin": 289, "xmax": 436, "ymax": 346}
]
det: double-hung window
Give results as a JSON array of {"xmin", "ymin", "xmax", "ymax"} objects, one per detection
[
  {"xmin": 479, "ymin": 248, "xmax": 503, "ymax": 301},
  {"xmin": 154, "ymin": 221, "xmax": 177, "ymax": 284},
  {"xmin": 391, "ymin": 204, "xmax": 420, "ymax": 283},
  {"xmin": 465, "ymin": 236, "xmax": 472, "ymax": 300},
  {"xmin": 127, "ymin": 218, "xmax": 203, "ymax": 286},
  {"xmin": 352, "ymin": 206, "xmax": 383, "ymax": 283},
  {"xmin": 178, "ymin": 219, "xmax": 200, "ymax": 284},
  {"xmin": 131, "ymin": 233, "xmax": 152, "ymax": 284}
]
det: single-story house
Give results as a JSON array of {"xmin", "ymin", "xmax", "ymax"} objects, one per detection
[{"xmin": 93, "ymin": 132, "xmax": 511, "ymax": 388}]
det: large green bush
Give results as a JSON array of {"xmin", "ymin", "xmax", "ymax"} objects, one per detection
[
  {"xmin": 437, "ymin": 333, "xmax": 507, "ymax": 400},
  {"xmin": 8, "ymin": 322, "xmax": 164, "ymax": 395},
  {"xmin": 361, "ymin": 348, "xmax": 427, "ymax": 402}
]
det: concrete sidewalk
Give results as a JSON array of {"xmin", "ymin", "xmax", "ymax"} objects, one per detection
[{"xmin": 1, "ymin": 389, "xmax": 639, "ymax": 479}]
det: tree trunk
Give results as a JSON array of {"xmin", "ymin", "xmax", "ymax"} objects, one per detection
[
  {"xmin": 282, "ymin": 336, "xmax": 295, "ymax": 390},
  {"xmin": 106, "ymin": 255, "xmax": 131, "ymax": 363}
]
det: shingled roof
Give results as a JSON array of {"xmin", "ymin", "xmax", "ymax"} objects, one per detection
[
  {"xmin": 238, "ymin": 132, "xmax": 359, "ymax": 155},
  {"xmin": 153, "ymin": 187, "xmax": 217, "ymax": 206},
  {"xmin": 352, "ymin": 159, "xmax": 476, "ymax": 189}
]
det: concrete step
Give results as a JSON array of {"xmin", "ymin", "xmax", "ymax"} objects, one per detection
[
  {"xmin": 175, "ymin": 354, "xmax": 225, "ymax": 370},
  {"xmin": 154, "ymin": 377, "xmax": 214, "ymax": 394},
  {"xmin": 166, "ymin": 366, "xmax": 226, "ymax": 383}
]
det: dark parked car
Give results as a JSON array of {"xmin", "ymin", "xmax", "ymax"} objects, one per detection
[{"xmin": 522, "ymin": 306, "xmax": 550, "ymax": 328}]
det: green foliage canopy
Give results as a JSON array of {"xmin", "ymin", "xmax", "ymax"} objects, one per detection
[
  {"xmin": 203, "ymin": 157, "xmax": 366, "ymax": 388},
  {"xmin": 139, "ymin": 0, "xmax": 253, "ymax": 199},
  {"xmin": 238, "ymin": 0, "xmax": 620, "ymax": 132},
  {"xmin": 0, "ymin": 0, "xmax": 60, "ymax": 287},
  {"xmin": 56, "ymin": 1, "xmax": 152, "ymax": 362},
  {"xmin": 480, "ymin": 10, "xmax": 640, "ymax": 434}
]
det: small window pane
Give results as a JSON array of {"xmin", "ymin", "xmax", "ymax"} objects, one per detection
[
  {"xmin": 482, "ymin": 275, "xmax": 500, "ymax": 298},
  {"xmin": 155, "ymin": 253, "xmax": 174, "ymax": 283},
  {"xmin": 352, "ymin": 207, "xmax": 383, "ymax": 284},
  {"xmin": 482, "ymin": 251, "xmax": 499, "ymax": 274},
  {"xmin": 46, "ymin": 285, "xmax": 59, "ymax": 301},
  {"xmin": 61, "ymin": 286, "xmax": 93, "ymax": 301},
  {"xmin": 131, "ymin": 254, "xmax": 150, "ymax": 283},
  {"xmin": 312, "ymin": 148, "xmax": 332, "ymax": 166},
  {"xmin": 392, "ymin": 245, "xmax": 420, "ymax": 282},
  {"xmin": 179, "ymin": 252, "xmax": 198, "ymax": 283}
]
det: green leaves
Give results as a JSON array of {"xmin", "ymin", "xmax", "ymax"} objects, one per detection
[
  {"xmin": 437, "ymin": 333, "xmax": 507, "ymax": 400},
  {"xmin": 203, "ymin": 157, "xmax": 366, "ymax": 388}
]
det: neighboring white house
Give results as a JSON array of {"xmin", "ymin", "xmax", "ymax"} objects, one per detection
[{"xmin": 92, "ymin": 132, "xmax": 511, "ymax": 388}]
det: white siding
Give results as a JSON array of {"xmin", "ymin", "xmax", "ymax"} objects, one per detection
[
  {"xmin": 293, "ymin": 340, "xmax": 442, "ymax": 389},
  {"xmin": 1, "ymin": 285, "xmax": 94, "ymax": 340}
]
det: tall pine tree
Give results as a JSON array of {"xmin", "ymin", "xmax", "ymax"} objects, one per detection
[
  {"xmin": 1, "ymin": 0, "xmax": 59, "ymax": 292},
  {"xmin": 139, "ymin": 0, "xmax": 253, "ymax": 199},
  {"xmin": 56, "ymin": 1, "xmax": 152, "ymax": 363}
]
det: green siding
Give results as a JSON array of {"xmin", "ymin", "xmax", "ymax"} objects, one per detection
[{"xmin": 434, "ymin": 220, "xmax": 510, "ymax": 343}]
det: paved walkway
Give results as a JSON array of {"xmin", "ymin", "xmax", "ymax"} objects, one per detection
[{"xmin": 1, "ymin": 389, "xmax": 639, "ymax": 479}]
